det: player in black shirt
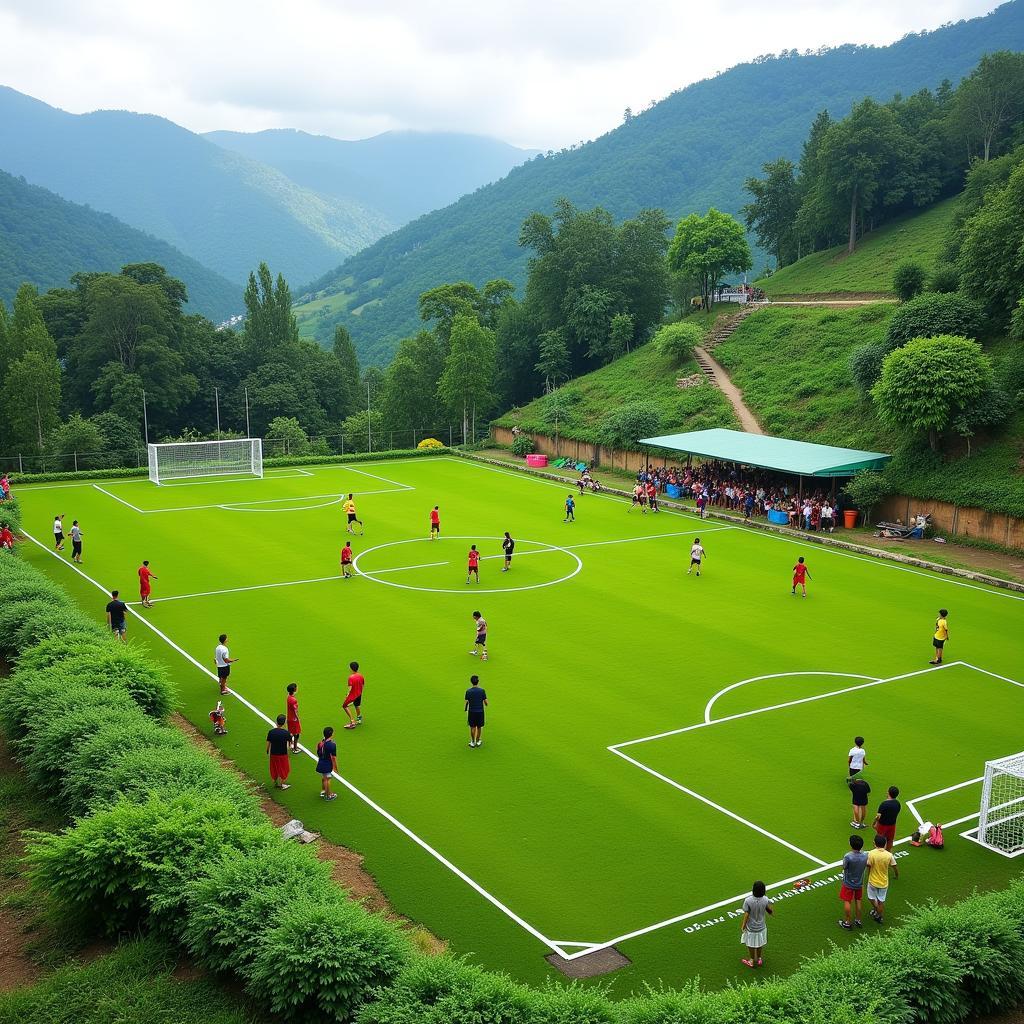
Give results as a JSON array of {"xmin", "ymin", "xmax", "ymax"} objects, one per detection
[{"xmin": 501, "ymin": 532, "xmax": 515, "ymax": 572}]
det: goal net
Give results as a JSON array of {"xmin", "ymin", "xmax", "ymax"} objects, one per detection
[
  {"xmin": 148, "ymin": 439, "xmax": 263, "ymax": 485},
  {"xmin": 977, "ymin": 752, "xmax": 1024, "ymax": 856}
]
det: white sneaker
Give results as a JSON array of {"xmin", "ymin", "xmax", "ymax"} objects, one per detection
[
  {"xmin": 469, "ymin": 650, "xmax": 477, "ymax": 655},
  {"xmin": 469, "ymin": 741, "xmax": 476, "ymax": 747}
]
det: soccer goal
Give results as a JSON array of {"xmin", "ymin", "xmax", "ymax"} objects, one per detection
[
  {"xmin": 976, "ymin": 752, "xmax": 1024, "ymax": 857},
  {"xmin": 147, "ymin": 439, "xmax": 264, "ymax": 485}
]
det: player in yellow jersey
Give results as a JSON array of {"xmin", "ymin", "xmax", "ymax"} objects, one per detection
[
  {"xmin": 929, "ymin": 608, "xmax": 949, "ymax": 665},
  {"xmin": 342, "ymin": 493, "xmax": 364, "ymax": 535}
]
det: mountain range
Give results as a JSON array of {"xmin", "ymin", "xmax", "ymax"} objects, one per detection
[
  {"xmin": 298, "ymin": 0, "xmax": 1024, "ymax": 364},
  {"xmin": 0, "ymin": 87, "xmax": 536, "ymax": 298},
  {"xmin": 0, "ymin": 169, "xmax": 241, "ymax": 320}
]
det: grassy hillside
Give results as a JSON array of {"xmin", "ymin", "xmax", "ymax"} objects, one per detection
[
  {"xmin": 493, "ymin": 332, "xmax": 736, "ymax": 442},
  {"xmin": 0, "ymin": 87, "xmax": 390, "ymax": 286},
  {"xmin": 0, "ymin": 169, "xmax": 241, "ymax": 321},
  {"xmin": 296, "ymin": 1, "xmax": 1024, "ymax": 362},
  {"xmin": 760, "ymin": 198, "xmax": 958, "ymax": 297}
]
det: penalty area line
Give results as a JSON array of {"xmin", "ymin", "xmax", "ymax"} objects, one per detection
[{"xmin": 18, "ymin": 528, "xmax": 566, "ymax": 959}]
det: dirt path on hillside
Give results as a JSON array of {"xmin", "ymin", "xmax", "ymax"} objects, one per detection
[{"xmin": 693, "ymin": 346, "xmax": 763, "ymax": 434}]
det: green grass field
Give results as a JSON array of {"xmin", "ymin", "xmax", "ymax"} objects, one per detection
[
  {"xmin": 759, "ymin": 198, "xmax": 958, "ymax": 297},
  {"xmin": 13, "ymin": 455, "xmax": 1024, "ymax": 991}
]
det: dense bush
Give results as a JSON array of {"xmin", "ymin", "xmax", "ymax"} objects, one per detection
[
  {"xmin": 893, "ymin": 260, "xmax": 926, "ymax": 301},
  {"xmin": 13, "ymin": 630, "xmax": 113, "ymax": 671},
  {"xmin": 57, "ymin": 646, "xmax": 175, "ymax": 718},
  {"xmin": 0, "ymin": 494, "xmax": 23, "ymax": 533},
  {"xmin": 885, "ymin": 292, "xmax": 985, "ymax": 346},
  {"xmin": 654, "ymin": 320, "xmax": 704, "ymax": 363},
  {"xmin": 849, "ymin": 340, "xmax": 894, "ymax": 394},
  {"xmin": 929, "ymin": 264, "xmax": 960, "ymax": 294},
  {"xmin": 511, "ymin": 434, "xmax": 534, "ymax": 457}
]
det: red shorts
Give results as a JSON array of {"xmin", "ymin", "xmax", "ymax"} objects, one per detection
[
  {"xmin": 287, "ymin": 719, "xmax": 300, "ymax": 737},
  {"xmin": 875, "ymin": 823, "xmax": 897, "ymax": 849},
  {"xmin": 140, "ymin": 586, "xmax": 151, "ymax": 597},
  {"xmin": 269, "ymin": 754, "xmax": 291, "ymax": 781},
  {"xmin": 793, "ymin": 575, "xmax": 805, "ymax": 586},
  {"xmin": 839, "ymin": 884, "xmax": 862, "ymax": 902}
]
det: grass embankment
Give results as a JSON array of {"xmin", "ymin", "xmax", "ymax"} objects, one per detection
[
  {"xmin": 759, "ymin": 198, "xmax": 958, "ymax": 297},
  {"xmin": 493, "ymin": 312, "xmax": 736, "ymax": 441}
]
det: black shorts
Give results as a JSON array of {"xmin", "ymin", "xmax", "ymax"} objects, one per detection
[
  {"xmin": 217, "ymin": 665, "xmax": 231, "ymax": 680},
  {"xmin": 54, "ymin": 532, "xmax": 64, "ymax": 544},
  {"xmin": 468, "ymin": 564, "xmax": 478, "ymax": 573},
  {"xmin": 72, "ymin": 541, "xmax": 82, "ymax": 555},
  {"xmin": 347, "ymin": 513, "xmax": 357, "ymax": 522},
  {"xmin": 475, "ymin": 634, "xmax": 487, "ymax": 646},
  {"xmin": 468, "ymin": 710, "xmax": 485, "ymax": 727},
  {"xmin": 933, "ymin": 638, "xmax": 945, "ymax": 649},
  {"xmin": 690, "ymin": 558, "xmax": 701, "ymax": 566},
  {"xmin": 431, "ymin": 522, "xmax": 440, "ymax": 532}
]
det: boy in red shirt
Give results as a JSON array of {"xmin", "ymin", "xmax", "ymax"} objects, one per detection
[
  {"xmin": 0, "ymin": 523, "xmax": 15, "ymax": 551},
  {"xmin": 138, "ymin": 560, "xmax": 157, "ymax": 607},
  {"xmin": 430, "ymin": 505, "xmax": 440, "ymax": 540},
  {"xmin": 466, "ymin": 544, "xmax": 480, "ymax": 584},
  {"xmin": 286, "ymin": 682, "xmax": 301, "ymax": 752},
  {"xmin": 791, "ymin": 556, "xmax": 810, "ymax": 597},
  {"xmin": 343, "ymin": 661, "xmax": 364, "ymax": 729},
  {"xmin": 340, "ymin": 542, "xmax": 354, "ymax": 579}
]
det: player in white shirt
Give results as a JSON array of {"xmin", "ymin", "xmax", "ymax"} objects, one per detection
[
  {"xmin": 687, "ymin": 538, "xmax": 705, "ymax": 577},
  {"xmin": 214, "ymin": 633, "xmax": 237, "ymax": 695},
  {"xmin": 52, "ymin": 514, "xmax": 65, "ymax": 551},
  {"xmin": 848, "ymin": 736, "xmax": 868, "ymax": 779}
]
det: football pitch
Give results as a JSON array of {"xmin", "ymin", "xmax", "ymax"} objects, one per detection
[{"xmin": 14, "ymin": 454, "xmax": 1024, "ymax": 988}]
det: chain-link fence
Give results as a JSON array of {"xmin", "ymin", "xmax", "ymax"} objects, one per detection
[{"xmin": 0, "ymin": 425, "xmax": 491, "ymax": 476}]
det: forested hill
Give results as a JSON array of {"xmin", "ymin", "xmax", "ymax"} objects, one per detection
[
  {"xmin": 0, "ymin": 170, "xmax": 240, "ymax": 321},
  {"xmin": 301, "ymin": 0, "xmax": 1024, "ymax": 365},
  {"xmin": 205, "ymin": 129, "xmax": 538, "ymax": 226},
  {"xmin": 0, "ymin": 87, "xmax": 391, "ymax": 287}
]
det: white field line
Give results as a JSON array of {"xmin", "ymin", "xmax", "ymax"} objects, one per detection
[
  {"xmin": 133, "ymin": 574, "xmax": 344, "ymax": 606},
  {"xmin": 450, "ymin": 457, "xmax": 1024, "ymax": 604},
  {"xmin": 92, "ymin": 484, "xmax": 145, "ymax": 513},
  {"xmin": 960, "ymin": 828, "xmax": 1024, "ymax": 858},
  {"xmin": 155, "ymin": 470, "xmax": 310, "ymax": 487},
  {"xmin": 612, "ymin": 662, "xmax": 964, "ymax": 750},
  {"xmin": 345, "ymin": 464, "xmax": 416, "ymax": 491},
  {"xmin": 964, "ymin": 665, "xmax": 1024, "ymax": 690},
  {"xmin": 93, "ymin": 485, "xmax": 407, "ymax": 515},
  {"xmin": 611, "ymin": 747, "xmax": 829, "ymax": 866},
  {"xmin": 293, "ymin": 468, "xmax": 314, "ymax": 477},
  {"xmin": 365, "ymin": 561, "xmax": 451, "ymax": 575},
  {"xmin": 703, "ymin": 671, "xmax": 880, "ymax": 724},
  {"xmin": 18, "ymin": 528, "xmax": 564, "ymax": 959},
  {"xmin": 906, "ymin": 776, "xmax": 984, "ymax": 826}
]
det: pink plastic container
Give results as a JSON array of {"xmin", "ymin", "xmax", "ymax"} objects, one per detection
[{"xmin": 526, "ymin": 454, "xmax": 548, "ymax": 468}]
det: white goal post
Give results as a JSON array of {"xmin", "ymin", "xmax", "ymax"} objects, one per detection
[
  {"xmin": 976, "ymin": 752, "xmax": 1024, "ymax": 857},
  {"xmin": 147, "ymin": 438, "xmax": 263, "ymax": 485}
]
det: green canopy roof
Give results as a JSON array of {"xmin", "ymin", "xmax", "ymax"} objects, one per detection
[{"xmin": 638, "ymin": 428, "xmax": 890, "ymax": 478}]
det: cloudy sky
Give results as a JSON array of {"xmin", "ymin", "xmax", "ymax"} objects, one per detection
[{"xmin": 0, "ymin": 0, "xmax": 1003, "ymax": 149}]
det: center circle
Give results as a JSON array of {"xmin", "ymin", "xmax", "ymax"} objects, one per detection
[{"xmin": 352, "ymin": 535, "xmax": 583, "ymax": 594}]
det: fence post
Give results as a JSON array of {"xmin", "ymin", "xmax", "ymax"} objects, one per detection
[
  {"xmin": 341, "ymin": 435, "xmax": 345, "ymax": 456},
  {"xmin": 74, "ymin": 451, "xmax": 79, "ymax": 472},
  {"xmin": 413, "ymin": 429, "xmax": 417, "ymax": 448},
  {"xmin": 449, "ymin": 425, "xmax": 453, "ymax": 448}
]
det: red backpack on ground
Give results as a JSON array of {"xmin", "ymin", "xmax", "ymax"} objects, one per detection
[{"xmin": 925, "ymin": 823, "xmax": 944, "ymax": 848}]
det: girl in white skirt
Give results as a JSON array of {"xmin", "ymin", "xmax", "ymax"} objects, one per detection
[{"xmin": 740, "ymin": 880, "xmax": 773, "ymax": 968}]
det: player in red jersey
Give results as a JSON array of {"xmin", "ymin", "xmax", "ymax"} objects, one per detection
[
  {"xmin": 138, "ymin": 560, "xmax": 157, "ymax": 608},
  {"xmin": 430, "ymin": 505, "xmax": 440, "ymax": 540},
  {"xmin": 466, "ymin": 544, "xmax": 480, "ymax": 584},
  {"xmin": 286, "ymin": 682, "xmax": 301, "ymax": 752},
  {"xmin": 340, "ymin": 541, "xmax": 354, "ymax": 579},
  {"xmin": 792, "ymin": 556, "xmax": 811, "ymax": 597},
  {"xmin": 343, "ymin": 661, "xmax": 365, "ymax": 729}
]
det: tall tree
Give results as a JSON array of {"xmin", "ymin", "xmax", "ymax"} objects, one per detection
[
  {"xmin": 3, "ymin": 349, "xmax": 61, "ymax": 453},
  {"xmin": 743, "ymin": 159, "xmax": 800, "ymax": 268},
  {"xmin": 332, "ymin": 325, "xmax": 361, "ymax": 416},
  {"xmin": 379, "ymin": 331, "xmax": 444, "ymax": 434},
  {"xmin": 242, "ymin": 262, "xmax": 299, "ymax": 364},
  {"xmin": 436, "ymin": 314, "xmax": 496, "ymax": 443},
  {"xmin": 534, "ymin": 329, "xmax": 570, "ymax": 393},
  {"xmin": 418, "ymin": 282, "xmax": 481, "ymax": 347},
  {"xmin": 667, "ymin": 209, "xmax": 752, "ymax": 310},
  {"xmin": 949, "ymin": 51, "xmax": 1024, "ymax": 162}
]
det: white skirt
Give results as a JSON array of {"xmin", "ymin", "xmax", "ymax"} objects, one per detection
[{"xmin": 741, "ymin": 928, "xmax": 767, "ymax": 948}]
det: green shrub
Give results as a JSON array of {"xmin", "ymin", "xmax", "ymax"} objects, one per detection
[
  {"xmin": 243, "ymin": 892, "xmax": 410, "ymax": 1022},
  {"xmin": 893, "ymin": 261, "xmax": 927, "ymax": 302},
  {"xmin": 84, "ymin": 743, "xmax": 258, "ymax": 815},
  {"xmin": 185, "ymin": 844, "xmax": 336, "ymax": 973},
  {"xmin": 902, "ymin": 896, "xmax": 1024, "ymax": 1015},
  {"xmin": 849, "ymin": 340, "xmax": 894, "ymax": 395},
  {"xmin": 886, "ymin": 292, "xmax": 985, "ymax": 346},
  {"xmin": 357, "ymin": 955, "xmax": 536, "ymax": 1024},
  {"xmin": 929, "ymin": 264, "xmax": 961, "ymax": 294},
  {"xmin": 57, "ymin": 647, "xmax": 176, "ymax": 718},
  {"xmin": 27, "ymin": 793, "xmax": 276, "ymax": 935},
  {"xmin": 511, "ymin": 434, "xmax": 534, "ymax": 457},
  {"xmin": 0, "ymin": 596, "xmax": 66, "ymax": 654},
  {"xmin": 789, "ymin": 945, "xmax": 912, "ymax": 1023},
  {"xmin": 0, "ymin": 494, "xmax": 23, "ymax": 533},
  {"xmin": 654, "ymin": 321, "xmax": 704, "ymax": 363},
  {"xmin": 14, "ymin": 631, "xmax": 113, "ymax": 671},
  {"xmin": 14, "ymin": 603, "xmax": 104, "ymax": 652}
]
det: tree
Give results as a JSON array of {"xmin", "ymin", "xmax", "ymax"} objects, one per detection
[
  {"xmin": 608, "ymin": 312, "xmax": 635, "ymax": 360},
  {"xmin": 871, "ymin": 335, "xmax": 994, "ymax": 450},
  {"xmin": 655, "ymin": 321, "xmax": 704, "ymax": 364},
  {"xmin": 45, "ymin": 414, "xmax": 108, "ymax": 470},
  {"xmin": 341, "ymin": 409, "xmax": 384, "ymax": 453},
  {"xmin": 332, "ymin": 325, "xmax": 361, "ymax": 416},
  {"xmin": 886, "ymin": 292, "xmax": 985, "ymax": 346},
  {"xmin": 842, "ymin": 471, "xmax": 891, "ymax": 526},
  {"xmin": 949, "ymin": 51, "xmax": 1024, "ymax": 162},
  {"xmin": 567, "ymin": 286, "xmax": 615, "ymax": 362},
  {"xmin": 541, "ymin": 388, "xmax": 579, "ymax": 456},
  {"xmin": 816, "ymin": 99, "xmax": 907, "ymax": 253},
  {"xmin": 379, "ymin": 332, "xmax": 444, "ymax": 434},
  {"xmin": 361, "ymin": 366, "xmax": 386, "ymax": 409},
  {"xmin": 242, "ymin": 262, "xmax": 299, "ymax": 364},
  {"xmin": 534, "ymin": 329, "xmax": 570, "ymax": 393},
  {"xmin": 265, "ymin": 416, "xmax": 311, "ymax": 455},
  {"xmin": 2, "ymin": 349, "xmax": 61, "ymax": 453},
  {"xmin": 743, "ymin": 158, "xmax": 800, "ymax": 268},
  {"xmin": 436, "ymin": 314, "xmax": 496, "ymax": 443},
  {"xmin": 418, "ymin": 282, "xmax": 481, "ymax": 346},
  {"xmin": 667, "ymin": 209, "xmax": 752, "ymax": 310},
  {"xmin": 89, "ymin": 412, "xmax": 143, "ymax": 463},
  {"xmin": 600, "ymin": 402, "xmax": 662, "ymax": 450},
  {"xmin": 893, "ymin": 261, "xmax": 926, "ymax": 302}
]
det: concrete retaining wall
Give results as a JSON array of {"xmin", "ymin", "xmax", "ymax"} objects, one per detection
[{"xmin": 878, "ymin": 495, "xmax": 1024, "ymax": 549}]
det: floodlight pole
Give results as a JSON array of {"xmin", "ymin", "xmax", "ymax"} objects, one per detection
[
  {"xmin": 367, "ymin": 381, "xmax": 372, "ymax": 453},
  {"xmin": 244, "ymin": 386, "xmax": 251, "ymax": 439},
  {"xmin": 214, "ymin": 387, "xmax": 221, "ymax": 440},
  {"xmin": 142, "ymin": 390, "xmax": 149, "ymax": 444}
]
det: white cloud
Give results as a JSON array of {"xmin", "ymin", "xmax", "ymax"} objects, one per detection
[{"xmin": 0, "ymin": 0, "xmax": 1001, "ymax": 149}]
